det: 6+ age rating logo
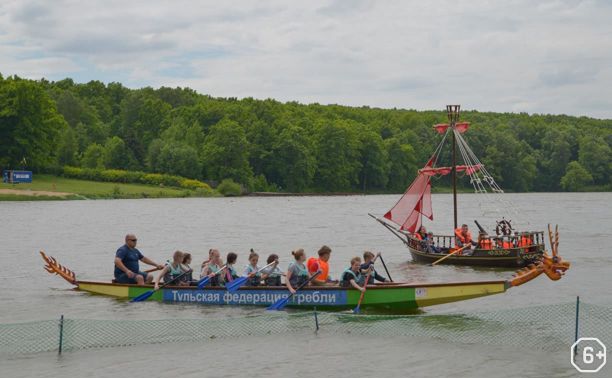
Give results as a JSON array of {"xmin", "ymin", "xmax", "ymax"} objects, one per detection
[{"xmin": 571, "ymin": 337, "xmax": 607, "ymax": 373}]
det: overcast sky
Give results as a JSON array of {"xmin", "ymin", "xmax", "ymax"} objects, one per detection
[{"xmin": 1, "ymin": 0, "xmax": 611, "ymax": 118}]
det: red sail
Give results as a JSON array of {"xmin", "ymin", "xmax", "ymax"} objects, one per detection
[
  {"xmin": 419, "ymin": 164, "xmax": 481, "ymax": 176},
  {"xmin": 433, "ymin": 122, "xmax": 470, "ymax": 134},
  {"xmin": 384, "ymin": 165, "xmax": 433, "ymax": 233}
]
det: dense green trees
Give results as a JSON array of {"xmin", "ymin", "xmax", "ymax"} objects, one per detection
[
  {"xmin": 0, "ymin": 73, "xmax": 610, "ymax": 192},
  {"xmin": 0, "ymin": 77, "xmax": 66, "ymax": 169}
]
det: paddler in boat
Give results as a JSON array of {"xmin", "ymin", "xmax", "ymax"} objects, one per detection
[
  {"xmin": 261, "ymin": 254, "xmax": 283, "ymax": 286},
  {"xmin": 455, "ymin": 224, "xmax": 477, "ymax": 254},
  {"xmin": 307, "ymin": 245, "xmax": 336, "ymax": 286},
  {"xmin": 114, "ymin": 234, "xmax": 164, "ymax": 285},
  {"xmin": 242, "ymin": 251, "xmax": 263, "ymax": 286},
  {"xmin": 154, "ymin": 250, "xmax": 189, "ymax": 290},
  {"xmin": 181, "ymin": 253, "xmax": 194, "ymax": 283},
  {"xmin": 200, "ymin": 249, "xmax": 225, "ymax": 287},
  {"xmin": 286, "ymin": 249, "xmax": 310, "ymax": 294},
  {"xmin": 340, "ymin": 257, "xmax": 366, "ymax": 293},
  {"xmin": 224, "ymin": 252, "xmax": 239, "ymax": 282},
  {"xmin": 360, "ymin": 251, "xmax": 388, "ymax": 284}
]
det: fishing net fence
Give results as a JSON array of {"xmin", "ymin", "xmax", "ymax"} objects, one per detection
[{"xmin": 1, "ymin": 300, "xmax": 610, "ymax": 355}]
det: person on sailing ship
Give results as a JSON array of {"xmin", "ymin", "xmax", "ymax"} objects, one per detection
[
  {"xmin": 286, "ymin": 249, "xmax": 310, "ymax": 294},
  {"xmin": 224, "ymin": 252, "xmax": 240, "ymax": 282},
  {"xmin": 200, "ymin": 249, "xmax": 225, "ymax": 286},
  {"xmin": 307, "ymin": 245, "xmax": 335, "ymax": 286},
  {"xmin": 477, "ymin": 232, "xmax": 493, "ymax": 250},
  {"xmin": 425, "ymin": 232, "xmax": 444, "ymax": 253},
  {"xmin": 360, "ymin": 251, "xmax": 387, "ymax": 283},
  {"xmin": 261, "ymin": 254, "xmax": 283, "ymax": 286},
  {"xmin": 340, "ymin": 257, "xmax": 366, "ymax": 292},
  {"xmin": 154, "ymin": 250, "xmax": 189, "ymax": 290},
  {"xmin": 414, "ymin": 226, "xmax": 428, "ymax": 240},
  {"xmin": 114, "ymin": 234, "xmax": 164, "ymax": 285},
  {"xmin": 455, "ymin": 224, "xmax": 477, "ymax": 248}
]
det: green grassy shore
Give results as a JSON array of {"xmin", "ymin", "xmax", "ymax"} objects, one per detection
[{"xmin": 0, "ymin": 174, "xmax": 216, "ymax": 200}]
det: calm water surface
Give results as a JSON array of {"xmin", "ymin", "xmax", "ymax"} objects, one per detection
[{"xmin": 1, "ymin": 193, "xmax": 610, "ymax": 377}]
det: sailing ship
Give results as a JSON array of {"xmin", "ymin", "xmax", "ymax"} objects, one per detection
[{"xmin": 372, "ymin": 105, "xmax": 546, "ymax": 268}]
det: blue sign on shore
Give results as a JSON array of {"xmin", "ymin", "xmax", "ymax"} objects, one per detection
[{"xmin": 2, "ymin": 170, "xmax": 33, "ymax": 183}]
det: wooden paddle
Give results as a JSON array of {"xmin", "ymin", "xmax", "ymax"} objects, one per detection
[
  {"xmin": 353, "ymin": 269, "xmax": 373, "ymax": 314},
  {"xmin": 197, "ymin": 265, "xmax": 227, "ymax": 289},
  {"xmin": 353, "ymin": 255, "xmax": 380, "ymax": 313},
  {"xmin": 131, "ymin": 269, "xmax": 193, "ymax": 302},
  {"xmin": 267, "ymin": 271, "xmax": 321, "ymax": 311},
  {"xmin": 430, "ymin": 245, "xmax": 470, "ymax": 266},
  {"xmin": 145, "ymin": 266, "xmax": 163, "ymax": 273}
]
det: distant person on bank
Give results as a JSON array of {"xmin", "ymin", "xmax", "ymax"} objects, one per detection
[{"xmin": 114, "ymin": 234, "xmax": 164, "ymax": 284}]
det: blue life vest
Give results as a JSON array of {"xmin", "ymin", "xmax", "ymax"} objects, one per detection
[
  {"xmin": 288, "ymin": 262, "xmax": 309, "ymax": 287},
  {"xmin": 244, "ymin": 265, "xmax": 261, "ymax": 286},
  {"xmin": 340, "ymin": 269, "xmax": 361, "ymax": 288},
  {"xmin": 164, "ymin": 262, "xmax": 185, "ymax": 284}
]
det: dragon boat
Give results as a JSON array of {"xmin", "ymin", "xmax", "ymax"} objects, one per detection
[
  {"xmin": 40, "ymin": 229, "xmax": 569, "ymax": 314},
  {"xmin": 373, "ymin": 105, "xmax": 547, "ymax": 268}
]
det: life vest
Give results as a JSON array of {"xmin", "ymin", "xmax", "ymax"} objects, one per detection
[
  {"xmin": 288, "ymin": 262, "xmax": 309, "ymax": 287},
  {"xmin": 207, "ymin": 263, "xmax": 224, "ymax": 286},
  {"xmin": 164, "ymin": 262, "xmax": 185, "ymax": 283},
  {"xmin": 262, "ymin": 266, "xmax": 282, "ymax": 286},
  {"xmin": 225, "ymin": 265, "xmax": 239, "ymax": 282},
  {"xmin": 414, "ymin": 233, "xmax": 423, "ymax": 240},
  {"xmin": 501, "ymin": 241, "xmax": 514, "ymax": 249},
  {"xmin": 454, "ymin": 228, "xmax": 473, "ymax": 246},
  {"xmin": 243, "ymin": 264, "xmax": 261, "ymax": 286},
  {"xmin": 518, "ymin": 235, "xmax": 532, "ymax": 248},
  {"xmin": 479, "ymin": 238, "xmax": 493, "ymax": 250},
  {"xmin": 307, "ymin": 257, "xmax": 329, "ymax": 282},
  {"xmin": 340, "ymin": 269, "xmax": 361, "ymax": 288}
]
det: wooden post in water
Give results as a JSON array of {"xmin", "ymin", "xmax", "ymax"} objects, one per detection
[
  {"xmin": 58, "ymin": 314, "xmax": 64, "ymax": 355},
  {"xmin": 573, "ymin": 296, "xmax": 580, "ymax": 359}
]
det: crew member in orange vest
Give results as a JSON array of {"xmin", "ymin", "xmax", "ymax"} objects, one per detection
[
  {"xmin": 414, "ymin": 226, "xmax": 427, "ymax": 241},
  {"xmin": 478, "ymin": 231, "xmax": 493, "ymax": 250},
  {"xmin": 307, "ymin": 245, "xmax": 335, "ymax": 286},
  {"xmin": 455, "ymin": 224, "xmax": 477, "ymax": 248}
]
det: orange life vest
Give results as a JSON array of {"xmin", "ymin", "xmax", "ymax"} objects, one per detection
[
  {"xmin": 307, "ymin": 257, "xmax": 329, "ymax": 282},
  {"xmin": 454, "ymin": 228, "xmax": 473, "ymax": 246},
  {"xmin": 518, "ymin": 235, "xmax": 532, "ymax": 247},
  {"xmin": 414, "ymin": 233, "xmax": 423, "ymax": 240},
  {"xmin": 479, "ymin": 238, "xmax": 493, "ymax": 250}
]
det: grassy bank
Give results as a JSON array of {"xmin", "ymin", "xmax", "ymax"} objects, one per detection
[{"xmin": 0, "ymin": 174, "xmax": 219, "ymax": 200}]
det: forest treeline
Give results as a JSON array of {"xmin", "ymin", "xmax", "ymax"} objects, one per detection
[{"xmin": 1, "ymin": 73, "xmax": 610, "ymax": 193}]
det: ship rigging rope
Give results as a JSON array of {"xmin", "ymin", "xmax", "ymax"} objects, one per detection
[{"xmin": 452, "ymin": 128, "xmax": 525, "ymax": 225}]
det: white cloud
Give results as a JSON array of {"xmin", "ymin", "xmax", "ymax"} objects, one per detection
[{"xmin": 0, "ymin": 0, "xmax": 610, "ymax": 118}]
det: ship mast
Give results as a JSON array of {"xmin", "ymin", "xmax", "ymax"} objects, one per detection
[{"xmin": 447, "ymin": 105, "xmax": 460, "ymax": 230}]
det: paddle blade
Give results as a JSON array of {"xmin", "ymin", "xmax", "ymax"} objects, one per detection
[
  {"xmin": 267, "ymin": 297, "xmax": 290, "ymax": 311},
  {"xmin": 197, "ymin": 277, "xmax": 210, "ymax": 290},
  {"xmin": 226, "ymin": 277, "xmax": 248, "ymax": 293},
  {"xmin": 131, "ymin": 290, "xmax": 154, "ymax": 302},
  {"xmin": 353, "ymin": 305, "xmax": 361, "ymax": 314}
]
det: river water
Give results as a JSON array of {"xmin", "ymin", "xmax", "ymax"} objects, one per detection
[{"xmin": 1, "ymin": 193, "xmax": 611, "ymax": 377}]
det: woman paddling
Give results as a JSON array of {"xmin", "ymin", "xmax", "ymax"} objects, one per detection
[
  {"xmin": 154, "ymin": 251, "xmax": 188, "ymax": 290},
  {"xmin": 286, "ymin": 249, "xmax": 310, "ymax": 294},
  {"xmin": 200, "ymin": 249, "xmax": 225, "ymax": 287}
]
